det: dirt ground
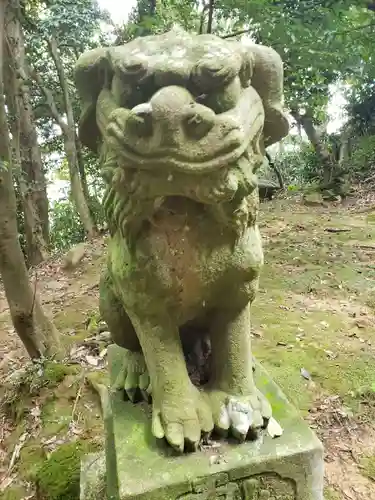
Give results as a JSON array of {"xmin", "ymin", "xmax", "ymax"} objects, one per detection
[{"xmin": 1, "ymin": 194, "xmax": 375, "ymax": 499}]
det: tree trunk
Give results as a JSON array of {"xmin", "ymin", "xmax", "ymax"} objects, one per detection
[
  {"xmin": 0, "ymin": 0, "xmax": 62, "ymax": 359},
  {"xmin": 4, "ymin": 1, "xmax": 49, "ymax": 265},
  {"xmin": 76, "ymin": 135, "xmax": 91, "ymax": 203},
  {"xmin": 291, "ymin": 110, "xmax": 333, "ymax": 185},
  {"xmin": 266, "ymin": 152, "xmax": 284, "ymax": 189},
  {"xmin": 76, "ymin": 135, "xmax": 100, "ymax": 224},
  {"xmin": 338, "ymin": 127, "xmax": 351, "ymax": 169},
  {"xmin": 48, "ymin": 36, "xmax": 96, "ymax": 238},
  {"xmin": 64, "ymin": 133, "xmax": 96, "ymax": 236},
  {"xmin": 207, "ymin": 0, "xmax": 215, "ymax": 33}
]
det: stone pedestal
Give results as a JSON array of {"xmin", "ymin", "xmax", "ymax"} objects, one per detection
[{"xmin": 81, "ymin": 345, "xmax": 324, "ymax": 500}]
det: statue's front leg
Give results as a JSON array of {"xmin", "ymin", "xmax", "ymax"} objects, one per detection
[
  {"xmin": 129, "ymin": 311, "xmax": 214, "ymax": 452},
  {"xmin": 206, "ymin": 301, "xmax": 272, "ymax": 441}
]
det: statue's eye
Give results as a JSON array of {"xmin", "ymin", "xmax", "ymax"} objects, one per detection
[
  {"xmin": 191, "ymin": 53, "xmax": 242, "ymax": 93},
  {"xmin": 121, "ymin": 80, "xmax": 160, "ymax": 109},
  {"xmin": 194, "ymin": 77, "xmax": 242, "ymax": 114}
]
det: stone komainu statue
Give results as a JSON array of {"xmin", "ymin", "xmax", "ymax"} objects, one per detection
[{"xmin": 75, "ymin": 28, "xmax": 289, "ymax": 453}]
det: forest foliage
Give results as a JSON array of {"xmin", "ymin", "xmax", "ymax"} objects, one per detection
[{"xmin": 2, "ymin": 0, "xmax": 375, "ymax": 256}]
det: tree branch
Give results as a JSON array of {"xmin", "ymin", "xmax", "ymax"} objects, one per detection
[
  {"xmin": 47, "ymin": 35, "xmax": 76, "ymax": 132},
  {"xmin": 221, "ymin": 28, "xmax": 253, "ymax": 39},
  {"xmin": 336, "ymin": 21, "xmax": 375, "ymax": 35},
  {"xmin": 266, "ymin": 152, "xmax": 284, "ymax": 190},
  {"xmin": 29, "ymin": 68, "xmax": 67, "ymax": 133},
  {"xmin": 199, "ymin": 3, "xmax": 208, "ymax": 35},
  {"xmin": 221, "ymin": 20, "xmax": 375, "ymax": 42}
]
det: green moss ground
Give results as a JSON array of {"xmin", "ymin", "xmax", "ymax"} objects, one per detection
[
  {"xmin": 253, "ymin": 202, "xmax": 375, "ymax": 417},
  {"xmin": 34, "ymin": 440, "xmax": 101, "ymax": 500},
  {"xmin": 323, "ymin": 487, "xmax": 341, "ymax": 500},
  {"xmin": 1, "ymin": 364, "xmax": 103, "ymax": 500},
  {"xmin": 1, "ymin": 200, "xmax": 375, "ymax": 499}
]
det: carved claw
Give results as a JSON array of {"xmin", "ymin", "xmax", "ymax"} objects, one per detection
[
  {"xmin": 111, "ymin": 350, "xmax": 151, "ymax": 403},
  {"xmin": 151, "ymin": 385, "xmax": 214, "ymax": 453},
  {"xmin": 206, "ymin": 388, "xmax": 271, "ymax": 441}
]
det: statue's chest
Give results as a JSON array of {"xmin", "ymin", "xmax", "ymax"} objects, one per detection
[
  {"xmin": 137, "ymin": 210, "xmax": 263, "ymax": 291},
  {"xmin": 110, "ymin": 207, "xmax": 263, "ymax": 318}
]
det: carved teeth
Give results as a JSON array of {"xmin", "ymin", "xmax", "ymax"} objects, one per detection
[
  {"xmin": 132, "ymin": 102, "xmax": 152, "ymax": 115},
  {"xmin": 128, "ymin": 103, "xmax": 153, "ymax": 136}
]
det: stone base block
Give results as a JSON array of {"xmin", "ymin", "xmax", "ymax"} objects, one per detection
[
  {"xmin": 80, "ymin": 452, "xmax": 106, "ymax": 499},
  {"xmin": 81, "ymin": 344, "xmax": 324, "ymax": 499}
]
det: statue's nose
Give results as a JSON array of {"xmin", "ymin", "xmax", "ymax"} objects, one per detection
[{"xmin": 126, "ymin": 86, "xmax": 215, "ymax": 144}]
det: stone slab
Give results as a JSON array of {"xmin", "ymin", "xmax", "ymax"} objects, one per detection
[
  {"xmin": 80, "ymin": 452, "xmax": 106, "ymax": 500},
  {"xmin": 82, "ymin": 344, "xmax": 324, "ymax": 499}
]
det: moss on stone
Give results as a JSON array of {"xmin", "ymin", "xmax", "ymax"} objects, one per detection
[
  {"xmin": 44, "ymin": 362, "xmax": 72, "ymax": 386},
  {"xmin": 41, "ymin": 397, "xmax": 74, "ymax": 438},
  {"xmin": 35, "ymin": 440, "xmax": 101, "ymax": 500},
  {"xmin": 86, "ymin": 309, "xmax": 101, "ymax": 334},
  {"xmin": 60, "ymin": 329, "xmax": 89, "ymax": 348},
  {"xmin": 360, "ymin": 455, "xmax": 375, "ymax": 481},
  {"xmin": 1, "ymin": 362, "xmax": 75, "ymax": 422}
]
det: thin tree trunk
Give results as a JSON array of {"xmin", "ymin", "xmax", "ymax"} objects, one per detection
[
  {"xmin": 50, "ymin": 36, "xmax": 96, "ymax": 237},
  {"xmin": 76, "ymin": 134, "xmax": 90, "ymax": 203},
  {"xmin": 199, "ymin": 4, "xmax": 208, "ymax": 34},
  {"xmin": 291, "ymin": 110, "xmax": 333, "ymax": 185},
  {"xmin": 207, "ymin": 0, "xmax": 215, "ymax": 33},
  {"xmin": 0, "ymin": 0, "xmax": 62, "ymax": 359},
  {"xmin": 49, "ymin": 35, "xmax": 96, "ymax": 238},
  {"xmin": 266, "ymin": 152, "xmax": 284, "ymax": 189},
  {"xmin": 4, "ymin": 1, "xmax": 49, "ymax": 265},
  {"xmin": 338, "ymin": 127, "xmax": 351, "ymax": 169},
  {"xmin": 76, "ymin": 134, "xmax": 100, "ymax": 223},
  {"xmin": 31, "ymin": 37, "xmax": 96, "ymax": 238}
]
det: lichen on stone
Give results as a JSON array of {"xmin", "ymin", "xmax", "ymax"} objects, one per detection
[{"xmin": 75, "ymin": 28, "xmax": 289, "ymax": 453}]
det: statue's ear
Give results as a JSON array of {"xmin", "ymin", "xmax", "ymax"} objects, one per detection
[
  {"xmin": 241, "ymin": 43, "xmax": 289, "ymax": 147},
  {"xmin": 74, "ymin": 48, "xmax": 114, "ymax": 152}
]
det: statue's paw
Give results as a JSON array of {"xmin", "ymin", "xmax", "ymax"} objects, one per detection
[
  {"xmin": 206, "ymin": 388, "xmax": 272, "ymax": 442},
  {"xmin": 111, "ymin": 350, "xmax": 151, "ymax": 403},
  {"xmin": 151, "ymin": 384, "xmax": 214, "ymax": 453}
]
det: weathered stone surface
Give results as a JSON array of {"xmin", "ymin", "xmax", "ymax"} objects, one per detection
[
  {"xmin": 62, "ymin": 242, "xmax": 86, "ymax": 269},
  {"xmin": 80, "ymin": 344, "xmax": 323, "ymax": 500},
  {"xmin": 76, "ymin": 27, "xmax": 324, "ymax": 500},
  {"xmin": 80, "ymin": 452, "xmax": 106, "ymax": 500},
  {"xmin": 75, "ymin": 26, "xmax": 292, "ymax": 455}
]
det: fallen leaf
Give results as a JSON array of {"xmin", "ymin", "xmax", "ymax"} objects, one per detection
[
  {"xmin": 85, "ymin": 355, "xmax": 99, "ymax": 366},
  {"xmin": 300, "ymin": 368, "xmax": 311, "ymax": 380}
]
